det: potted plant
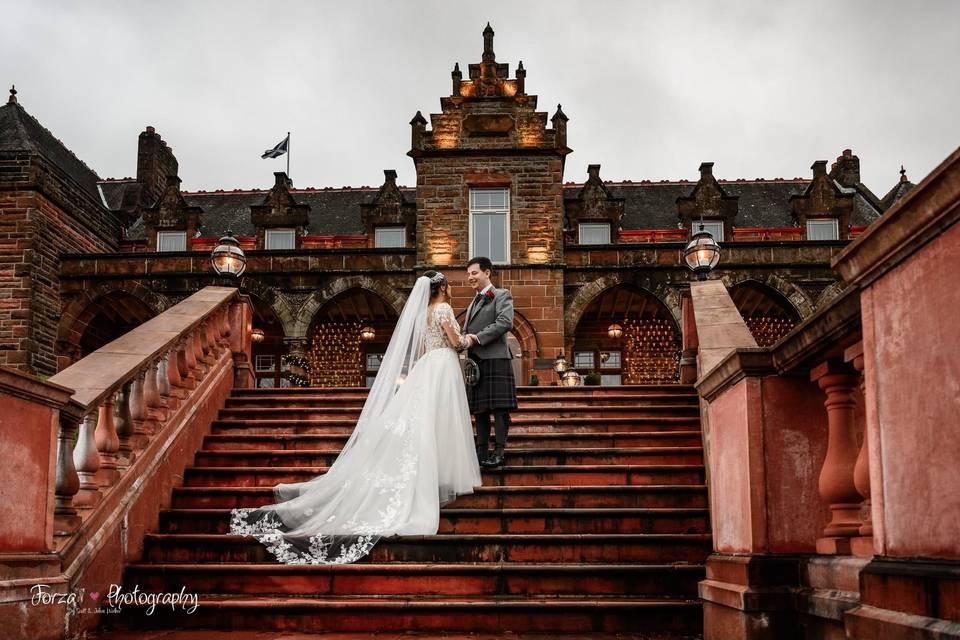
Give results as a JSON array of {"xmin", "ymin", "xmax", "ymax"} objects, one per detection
[
  {"xmin": 529, "ymin": 374, "xmax": 540, "ymax": 386},
  {"xmin": 584, "ymin": 371, "xmax": 602, "ymax": 386}
]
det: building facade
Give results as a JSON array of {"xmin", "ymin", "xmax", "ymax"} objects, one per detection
[{"xmin": 0, "ymin": 27, "xmax": 914, "ymax": 388}]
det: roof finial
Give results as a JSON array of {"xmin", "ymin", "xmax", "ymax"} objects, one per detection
[
  {"xmin": 8, "ymin": 85, "xmax": 17, "ymax": 104},
  {"xmin": 900, "ymin": 165, "xmax": 908, "ymax": 182},
  {"xmin": 482, "ymin": 23, "xmax": 495, "ymax": 62}
]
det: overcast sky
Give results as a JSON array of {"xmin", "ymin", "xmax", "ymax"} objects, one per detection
[{"xmin": 3, "ymin": 1, "xmax": 958, "ymax": 196}]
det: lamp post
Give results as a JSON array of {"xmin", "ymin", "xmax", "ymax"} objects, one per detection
[
  {"xmin": 683, "ymin": 223, "xmax": 721, "ymax": 280},
  {"xmin": 210, "ymin": 231, "xmax": 247, "ymax": 284}
]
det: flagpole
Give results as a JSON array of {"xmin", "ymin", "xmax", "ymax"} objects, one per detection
[{"xmin": 287, "ymin": 132, "xmax": 291, "ymax": 180}]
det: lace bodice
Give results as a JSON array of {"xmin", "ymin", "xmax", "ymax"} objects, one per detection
[{"xmin": 424, "ymin": 303, "xmax": 463, "ymax": 353}]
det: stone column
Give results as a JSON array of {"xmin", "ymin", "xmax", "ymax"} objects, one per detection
[{"xmin": 811, "ymin": 360, "xmax": 861, "ymax": 554}]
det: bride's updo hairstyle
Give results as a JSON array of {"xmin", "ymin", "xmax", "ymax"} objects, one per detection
[{"xmin": 423, "ymin": 270, "xmax": 448, "ymax": 300}]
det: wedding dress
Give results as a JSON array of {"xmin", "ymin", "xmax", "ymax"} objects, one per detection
[{"xmin": 229, "ymin": 276, "xmax": 482, "ymax": 564}]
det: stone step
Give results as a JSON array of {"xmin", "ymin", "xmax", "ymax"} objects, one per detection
[
  {"xmin": 230, "ymin": 384, "xmax": 696, "ymax": 397},
  {"xmin": 143, "ymin": 533, "xmax": 713, "ymax": 564},
  {"xmin": 124, "ymin": 561, "xmax": 705, "ymax": 597},
  {"xmin": 159, "ymin": 507, "xmax": 710, "ymax": 535},
  {"xmin": 172, "ymin": 484, "xmax": 709, "ymax": 510},
  {"xmin": 112, "ymin": 594, "xmax": 703, "ymax": 634},
  {"xmin": 182, "ymin": 465, "xmax": 706, "ymax": 488},
  {"xmin": 224, "ymin": 394, "xmax": 699, "ymax": 409},
  {"xmin": 192, "ymin": 447, "xmax": 704, "ymax": 468},
  {"xmin": 202, "ymin": 430, "xmax": 705, "ymax": 450},
  {"xmin": 215, "ymin": 405, "xmax": 701, "ymax": 421},
  {"xmin": 210, "ymin": 416, "xmax": 700, "ymax": 436}
]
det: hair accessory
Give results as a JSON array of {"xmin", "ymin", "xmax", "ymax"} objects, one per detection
[{"xmin": 429, "ymin": 272, "xmax": 446, "ymax": 284}]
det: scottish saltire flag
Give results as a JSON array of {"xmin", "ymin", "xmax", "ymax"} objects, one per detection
[{"xmin": 261, "ymin": 135, "xmax": 289, "ymax": 159}]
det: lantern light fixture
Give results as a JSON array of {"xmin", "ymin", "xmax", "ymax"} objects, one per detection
[
  {"xmin": 210, "ymin": 231, "xmax": 247, "ymax": 279},
  {"xmin": 553, "ymin": 352, "xmax": 569, "ymax": 375},
  {"xmin": 561, "ymin": 370, "xmax": 581, "ymax": 387},
  {"xmin": 251, "ymin": 328, "xmax": 265, "ymax": 343},
  {"xmin": 360, "ymin": 326, "xmax": 376, "ymax": 342},
  {"xmin": 607, "ymin": 323, "xmax": 623, "ymax": 339},
  {"xmin": 683, "ymin": 222, "xmax": 721, "ymax": 280}
]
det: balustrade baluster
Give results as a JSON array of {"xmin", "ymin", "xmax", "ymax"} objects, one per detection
[
  {"xmin": 95, "ymin": 397, "xmax": 120, "ymax": 486},
  {"xmin": 114, "ymin": 382, "xmax": 135, "ymax": 467},
  {"xmin": 54, "ymin": 412, "xmax": 81, "ymax": 534},
  {"xmin": 846, "ymin": 342, "xmax": 874, "ymax": 556},
  {"xmin": 72, "ymin": 411, "xmax": 101, "ymax": 508},
  {"xmin": 811, "ymin": 361, "xmax": 862, "ymax": 554}
]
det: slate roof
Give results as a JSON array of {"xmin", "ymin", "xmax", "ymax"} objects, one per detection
[
  {"xmin": 115, "ymin": 177, "xmax": 884, "ymax": 241},
  {"xmin": 0, "ymin": 102, "xmax": 103, "ymax": 203}
]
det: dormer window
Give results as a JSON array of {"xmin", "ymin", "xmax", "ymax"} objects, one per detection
[
  {"xmin": 265, "ymin": 228, "xmax": 296, "ymax": 250},
  {"xmin": 696, "ymin": 220, "xmax": 725, "ymax": 242},
  {"xmin": 374, "ymin": 227, "xmax": 406, "ymax": 248},
  {"xmin": 579, "ymin": 222, "xmax": 611, "ymax": 245},
  {"xmin": 806, "ymin": 219, "xmax": 839, "ymax": 241},
  {"xmin": 157, "ymin": 231, "xmax": 186, "ymax": 252}
]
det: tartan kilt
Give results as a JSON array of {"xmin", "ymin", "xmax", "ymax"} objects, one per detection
[{"xmin": 466, "ymin": 357, "xmax": 518, "ymax": 413}]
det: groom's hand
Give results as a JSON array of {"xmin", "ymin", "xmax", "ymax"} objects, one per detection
[{"xmin": 466, "ymin": 334, "xmax": 479, "ymax": 347}]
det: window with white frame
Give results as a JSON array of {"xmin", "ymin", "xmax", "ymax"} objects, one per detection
[
  {"xmin": 255, "ymin": 355, "xmax": 275, "ymax": 372},
  {"xmin": 600, "ymin": 351, "xmax": 621, "ymax": 369},
  {"xmin": 574, "ymin": 351, "xmax": 595, "ymax": 370},
  {"xmin": 806, "ymin": 219, "xmax": 839, "ymax": 241},
  {"xmin": 694, "ymin": 220, "xmax": 724, "ymax": 242},
  {"xmin": 470, "ymin": 188, "xmax": 510, "ymax": 264},
  {"xmin": 374, "ymin": 227, "xmax": 406, "ymax": 248},
  {"xmin": 157, "ymin": 231, "xmax": 187, "ymax": 252},
  {"xmin": 265, "ymin": 228, "xmax": 296, "ymax": 250},
  {"xmin": 601, "ymin": 374, "xmax": 622, "ymax": 386},
  {"xmin": 579, "ymin": 222, "xmax": 611, "ymax": 245}
]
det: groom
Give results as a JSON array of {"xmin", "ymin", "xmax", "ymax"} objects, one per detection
[{"xmin": 462, "ymin": 256, "xmax": 518, "ymax": 468}]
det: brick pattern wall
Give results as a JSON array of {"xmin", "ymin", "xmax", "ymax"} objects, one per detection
[
  {"xmin": 415, "ymin": 155, "xmax": 565, "ymax": 267},
  {"xmin": 0, "ymin": 152, "xmax": 122, "ymax": 376}
]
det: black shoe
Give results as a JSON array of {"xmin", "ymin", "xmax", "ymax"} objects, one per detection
[
  {"xmin": 476, "ymin": 449, "xmax": 490, "ymax": 465},
  {"xmin": 481, "ymin": 453, "xmax": 505, "ymax": 468}
]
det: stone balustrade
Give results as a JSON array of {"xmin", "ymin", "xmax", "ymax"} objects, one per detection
[{"xmin": 46, "ymin": 286, "xmax": 250, "ymax": 537}]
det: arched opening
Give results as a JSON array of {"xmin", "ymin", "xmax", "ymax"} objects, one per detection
[
  {"xmin": 730, "ymin": 281, "xmax": 801, "ymax": 347},
  {"xmin": 305, "ymin": 288, "xmax": 399, "ymax": 388},
  {"xmin": 572, "ymin": 285, "xmax": 680, "ymax": 385},
  {"xmin": 249, "ymin": 296, "xmax": 286, "ymax": 388},
  {"xmin": 77, "ymin": 291, "xmax": 157, "ymax": 357}
]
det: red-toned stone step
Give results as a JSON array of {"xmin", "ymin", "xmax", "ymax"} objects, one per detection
[
  {"xmin": 159, "ymin": 507, "xmax": 709, "ymax": 535},
  {"xmin": 144, "ymin": 533, "xmax": 712, "ymax": 564},
  {"xmin": 202, "ymin": 430, "xmax": 704, "ymax": 451},
  {"xmin": 124, "ymin": 562, "xmax": 705, "ymax": 597},
  {"xmin": 211, "ymin": 416, "xmax": 700, "ymax": 435},
  {"xmin": 172, "ymin": 484, "xmax": 709, "ymax": 510},
  {"xmin": 112, "ymin": 595, "xmax": 703, "ymax": 634},
  {"xmin": 182, "ymin": 465, "xmax": 706, "ymax": 488},
  {"xmin": 225, "ymin": 392, "xmax": 698, "ymax": 409},
  {"xmin": 216, "ymin": 405, "xmax": 700, "ymax": 421},
  {"xmin": 192, "ymin": 447, "xmax": 704, "ymax": 468},
  {"xmin": 230, "ymin": 383, "xmax": 695, "ymax": 397}
]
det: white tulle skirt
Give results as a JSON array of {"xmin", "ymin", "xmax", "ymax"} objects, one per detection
[{"xmin": 229, "ymin": 346, "xmax": 481, "ymax": 564}]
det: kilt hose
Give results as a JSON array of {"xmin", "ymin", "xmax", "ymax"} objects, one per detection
[{"xmin": 466, "ymin": 356, "xmax": 518, "ymax": 414}]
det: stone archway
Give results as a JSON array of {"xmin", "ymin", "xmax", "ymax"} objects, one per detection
[
  {"xmin": 289, "ymin": 276, "xmax": 408, "ymax": 340},
  {"xmin": 815, "ymin": 280, "xmax": 848, "ymax": 309},
  {"xmin": 57, "ymin": 281, "xmax": 170, "ymax": 367},
  {"xmin": 723, "ymin": 273, "xmax": 814, "ymax": 319},
  {"xmin": 728, "ymin": 279, "xmax": 804, "ymax": 347},
  {"xmin": 565, "ymin": 274, "xmax": 681, "ymax": 340}
]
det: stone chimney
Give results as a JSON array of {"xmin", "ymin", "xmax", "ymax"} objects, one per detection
[
  {"xmin": 136, "ymin": 126, "xmax": 179, "ymax": 209},
  {"xmin": 829, "ymin": 149, "xmax": 860, "ymax": 187}
]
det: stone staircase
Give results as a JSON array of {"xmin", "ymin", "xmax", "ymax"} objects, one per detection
[{"xmin": 110, "ymin": 385, "xmax": 710, "ymax": 636}]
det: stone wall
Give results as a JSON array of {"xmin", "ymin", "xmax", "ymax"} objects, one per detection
[{"xmin": 0, "ymin": 152, "xmax": 123, "ymax": 376}]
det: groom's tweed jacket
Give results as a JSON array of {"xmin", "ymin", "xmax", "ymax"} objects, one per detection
[{"xmin": 463, "ymin": 288, "xmax": 514, "ymax": 360}]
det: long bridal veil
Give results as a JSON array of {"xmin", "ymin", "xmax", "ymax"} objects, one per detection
[{"xmin": 229, "ymin": 277, "xmax": 432, "ymax": 564}]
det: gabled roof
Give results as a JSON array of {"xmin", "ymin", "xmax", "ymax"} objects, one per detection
[{"xmin": 0, "ymin": 101, "xmax": 102, "ymax": 203}]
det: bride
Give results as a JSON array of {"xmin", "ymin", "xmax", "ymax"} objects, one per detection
[{"xmin": 229, "ymin": 271, "xmax": 482, "ymax": 564}]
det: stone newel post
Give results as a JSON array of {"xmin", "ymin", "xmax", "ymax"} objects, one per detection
[{"xmin": 811, "ymin": 360, "xmax": 862, "ymax": 554}]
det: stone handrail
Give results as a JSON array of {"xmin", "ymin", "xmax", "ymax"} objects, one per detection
[{"xmin": 46, "ymin": 285, "xmax": 249, "ymax": 538}]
